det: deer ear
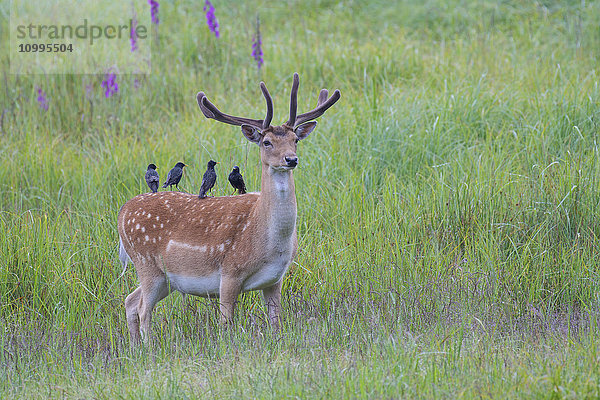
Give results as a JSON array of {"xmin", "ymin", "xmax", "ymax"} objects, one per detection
[
  {"xmin": 241, "ymin": 124, "xmax": 262, "ymax": 144},
  {"xmin": 294, "ymin": 121, "xmax": 317, "ymax": 140}
]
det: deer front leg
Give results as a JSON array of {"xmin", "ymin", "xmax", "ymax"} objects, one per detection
[
  {"xmin": 263, "ymin": 279, "xmax": 282, "ymax": 331},
  {"xmin": 219, "ymin": 276, "xmax": 242, "ymax": 326}
]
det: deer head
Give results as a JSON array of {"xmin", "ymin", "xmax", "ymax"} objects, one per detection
[{"xmin": 196, "ymin": 73, "xmax": 341, "ymax": 172}]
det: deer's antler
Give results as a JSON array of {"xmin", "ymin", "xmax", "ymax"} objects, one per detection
[
  {"xmin": 286, "ymin": 73, "xmax": 341, "ymax": 128},
  {"xmin": 197, "ymin": 81, "xmax": 274, "ymax": 131},
  {"xmin": 198, "ymin": 73, "xmax": 340, "ymax": 130},
  {"xmin": 286, "ymin": 73, "xmax": 300, "ymax": 127},
  {"xmin": 294, "ymin": 87, "xmax": 341, "ymax": 127}
]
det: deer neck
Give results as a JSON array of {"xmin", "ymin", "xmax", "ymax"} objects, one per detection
[{"xmin": 256, "ymin": 164, "xmax": 297, "ymax": 240}]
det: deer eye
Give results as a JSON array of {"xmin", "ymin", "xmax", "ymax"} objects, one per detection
[{"xmin": 263, "ymin": 140, "xmax": 272, "ymax": 147}]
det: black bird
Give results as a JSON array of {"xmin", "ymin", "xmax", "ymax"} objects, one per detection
[
  {"xmin": 145, "ymin": 163, "xmax": 160, "ymax": 193},
  {"xmin": 198, "ymin": 160, "xmax": 218, "ymax": 199},
  {"xmin": 162, "ymin": 161, "xmax": 186, "ymax": 190},
  {"xmin": 228, "ymin": 166, "xmax": 247, "ymax": 194}
]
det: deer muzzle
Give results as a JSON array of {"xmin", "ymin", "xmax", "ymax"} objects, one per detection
[{"xmin": 285, "ymin": 156, "xmax": 298, "ymax": 168}]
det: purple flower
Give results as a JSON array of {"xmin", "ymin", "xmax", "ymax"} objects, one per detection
[
  {"xmin": 101, "ymin": 73, "xmax": 119, "ymax": 98},
  {"xmin": 149, "ymin": 0, "xmax": 159, "ymax": 25},
  {"xmin": 203, "ymin": 0, "xmax": 219, "ymax": 38},
  {"xmin": 36, "ymin": 86, "xmax": 49, "ymax": 111},
  {"xmin": 252, "ymin": 16, "xmax": 263, "ymax": 70},
  {"xmin": 130, "ymin": 6, "xmax": 139, "ymax": 52}
]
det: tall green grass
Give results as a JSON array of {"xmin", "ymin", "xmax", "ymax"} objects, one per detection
[{"xmin": 1, "ymin": 0, "xmax": 600, "ymax": 398}]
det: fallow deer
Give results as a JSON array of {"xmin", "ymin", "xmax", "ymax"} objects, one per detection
[{"xmin": 117, "ymin": 73, "xmax": 340, "ymax": 343}]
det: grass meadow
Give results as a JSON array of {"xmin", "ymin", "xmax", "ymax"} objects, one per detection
[{"xmin": 2, "ymin": 0, "xmax": 600, "ymax": 398}]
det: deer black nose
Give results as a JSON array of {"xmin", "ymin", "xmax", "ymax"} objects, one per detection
[{"xmin": 285, "ymin": 157, "xmax": 298, "ymax": 167}]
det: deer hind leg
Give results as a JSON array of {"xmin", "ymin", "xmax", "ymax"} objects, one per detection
[
  {"xmin": 219, "ymin": 276, "xmax": 242, "ymax": 326},
  {"xmin": 138, "ymin": 277, "xmax": 170, "ymax": 343},
  {"xmin": 125, "ymin": 287, "xmax": 143, "ymax": 344},
  {"xmin": 263, "ymin": 279, "xmax": 282, "ymax": 331}
]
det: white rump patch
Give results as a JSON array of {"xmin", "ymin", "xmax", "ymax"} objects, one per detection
[{"xmin": 118, "ymin": 237, "xmax": 132, "ymax": 269}]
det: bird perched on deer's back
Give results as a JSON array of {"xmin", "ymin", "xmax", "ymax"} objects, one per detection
[
  {"xmin": 145, "ymin": 163, "xmax": 160, "ymax": 193},
  {"xmin": 162, "ymin": 162, "xmax": 186, "ymax": 190},
  {"xmin": 228, "ymin": 166, "xmax": 247, "ymax": 194},
  {"xmin": 198, "ymin": 160, "xmax": 218, "ymax": 199}
]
